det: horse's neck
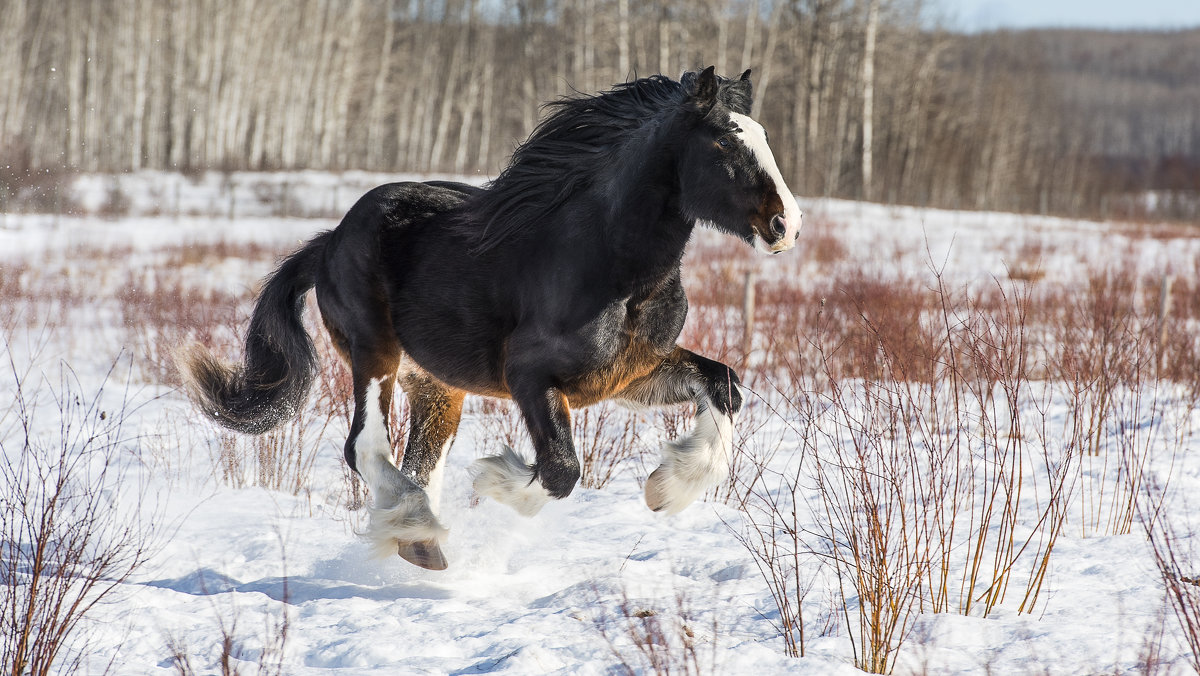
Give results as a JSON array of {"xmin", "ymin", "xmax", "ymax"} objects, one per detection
[
  {"xmin": 605, "ymin": 202, "xmax": 692, "ymax": 291},
  {"xmin": 600, "ymin": 121, "xmax": 694, "ymax": 289}
]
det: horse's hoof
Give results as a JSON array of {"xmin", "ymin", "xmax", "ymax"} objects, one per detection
[
  {"xmin": 644, "ymin": 466, "xmax": 671, "ymax": 512},
  {"xmin": 398, "ymin": 540, "xmax": 449, "ymax": 571}
]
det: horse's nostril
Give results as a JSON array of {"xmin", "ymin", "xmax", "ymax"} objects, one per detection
[{"xmin": 770, "ymin": 213, "xmax": 787, "ymax": 238}]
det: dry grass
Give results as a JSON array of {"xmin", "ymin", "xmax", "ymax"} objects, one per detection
[
  {"xmin": 592, "ymin": 582, "xmax": 719, "ymax": 676},
  {"xmin": 574, "ymin": 404, "xmax": 643, "ymax": 490},
  {"xmin": 165, "ymin": 538, "xmax": 291, "ymax": 676},
  {"xmin": 0, "ymin": 355, "xmax": 158, "ymax": 675},
  {"xmin": 1139, "ymin": 470, "xmax": 1200, "ymax": 676},
  {"xmin": 737, "ymin": 268, "xmax": 1084, "ymax": 669}
]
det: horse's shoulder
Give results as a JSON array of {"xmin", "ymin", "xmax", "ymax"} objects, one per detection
[{"xmin": 624, "ymin": 266, "xmax": 687, "ymax": 353}]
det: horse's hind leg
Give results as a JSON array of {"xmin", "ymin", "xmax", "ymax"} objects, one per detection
[
  {"xmin": 616, "ymin": 347, "xmax": 743, "ymax": 514},
  {"xmin": 346, "ymin": 346, "xmax": 449, "ymax": 570},
  {"xmin": 397, "ymin": 362, "xmax": 465, "ymax": 517}
]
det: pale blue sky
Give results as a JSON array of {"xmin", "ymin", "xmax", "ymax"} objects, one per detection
[{"xmin": 948, "ymin": 0, "xmax": 1200, "ymax": 31}]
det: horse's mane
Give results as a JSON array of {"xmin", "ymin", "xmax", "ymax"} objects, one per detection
[{"xmin": 454, "ymin": 72, "xmax": 752, "ymax": 254}]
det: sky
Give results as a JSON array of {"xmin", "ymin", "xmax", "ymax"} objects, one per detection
[{"xmin": 948, "ymin": 0, "xmax": 1200, "ymax": 31}]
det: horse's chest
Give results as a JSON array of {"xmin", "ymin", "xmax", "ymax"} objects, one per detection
[{"xmin": 561, "ymin": 283, "xmax": 687, "ymax": 406}]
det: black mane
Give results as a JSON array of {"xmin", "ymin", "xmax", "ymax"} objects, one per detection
[{"xmin": 454, "ymin": 72, "xmax": 752, "ymax": 254}]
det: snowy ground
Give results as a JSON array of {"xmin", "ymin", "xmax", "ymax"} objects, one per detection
[{"xmin": 2, "ymin": 172, "xmax": 1199, "ymax": 674}]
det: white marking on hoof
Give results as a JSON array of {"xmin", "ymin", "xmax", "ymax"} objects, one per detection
[
  {"xmin": 645, "ymin": 403, "xmax": 735, "ymax": 514},
  {"xmin": 363, "ymin": 491, "xmax": 449, "ymax": 560},
  {"xmin": 470, "ymin": 445, "xmax": 553, "ymax": 517}
]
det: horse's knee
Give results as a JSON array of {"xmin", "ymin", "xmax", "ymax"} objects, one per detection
[
  {"xmin": 705, "ymin": 365, "xmax": 743, "ymax": 416},
  {"xmin": 537, "ymin": 453, "xmax": 581, "ymax": 499}
]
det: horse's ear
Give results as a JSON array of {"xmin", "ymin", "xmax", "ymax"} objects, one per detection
[
  {"xmin": 689, "ymin": 65, "xmax": 719, "ymax": 111},
  {"xmin": 726, "ymin": 69, "xmax": 754, "ymax": 114},
  {"xmin": 696, "ymin": 66, "xmax": 718, "ymax": 101}
]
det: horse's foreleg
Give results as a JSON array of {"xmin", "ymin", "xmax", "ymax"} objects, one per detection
[
  {"xmin": 471, "ymin": 381, "xmax": 580, "ymax": 517},
  {"xmin": 617, "ymin": 347, "xmax": 743, "ymax": 514},
  {"xmin": 397, "ymin": 365, "xmax": 465, "ymax": 517},
  {"xmin": 348, "ymin": 353, "xmax": 449, "ymax": 570}
]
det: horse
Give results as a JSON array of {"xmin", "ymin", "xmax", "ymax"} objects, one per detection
[{"xmin": 179, "ymin": 66, "xmax": 802, "ymax": 571}]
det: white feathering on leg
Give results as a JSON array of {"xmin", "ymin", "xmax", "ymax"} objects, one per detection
[
  {"xmin": 357, "ymin": 379, "xmax": 448, "ymax": 559},
  {"xmin": 645, "ymin": 400, "xmax": 736, "ymax": 515},
  {"xmin": 423, "ymin": 437, "xmax": 453, "ymax": 517},
  {"xmin": 470, "ymin": 445, "xmax": 553, "ymax": 517},
  {"xmin": 364, "ymin": 492, "xmax": 450, "ymax": 560}
]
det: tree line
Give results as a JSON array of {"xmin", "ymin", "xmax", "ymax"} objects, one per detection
[{"xmin": 1, "ymin": 0, "xmax": 1195, "ymax": 218}]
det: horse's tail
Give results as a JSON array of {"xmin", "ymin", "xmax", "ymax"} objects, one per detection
[{"xmin": 178, "ymin": 233, "xmax": 329, "ymax": 435}]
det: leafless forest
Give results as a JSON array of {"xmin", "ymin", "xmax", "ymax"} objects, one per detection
[{"xmin": 1, "ymin": 0, "xmax": 1198, "ymax": 218}]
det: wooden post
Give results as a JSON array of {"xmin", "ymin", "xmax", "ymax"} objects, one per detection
[
  {"xmin": 1158, "ymin": 274, "xmax": 1173, "ymax": 372},
  {"xmin": 743, "ymin": 270, "xmax": 756, "ymax": 363}
]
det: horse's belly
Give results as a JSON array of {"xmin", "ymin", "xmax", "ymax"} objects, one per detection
[
  {"xmin": 559, "ymin": 340, "xmax": 664, "ymax": 407},
  {"xmin": 391, "ymin": 305, "xmax": 512, "ymax": 398}
]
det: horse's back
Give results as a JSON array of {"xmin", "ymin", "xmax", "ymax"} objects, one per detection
[
  {"xmin": 340, "ymin": 181, "xmax": 468, "ymax": 233},
  {"xmin": 315, "ymin": 181, "xmax": 470, "ymax": 360}
]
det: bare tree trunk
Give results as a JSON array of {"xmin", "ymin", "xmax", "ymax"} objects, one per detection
[
  {"xmin": 861, "ymin": 0, "xmax": 879, "ymax": 201},
  {"xmin": 750, "ymin": 1, "xmax": 785, "ymax": 119},
  {"xmin": 477, "ymin": 32, "xmax": 495, "ymax": 171},
  {"xmin": 430, "ymin": 0, "xmax": 472, "ymax": 170},
  {"xmin": 332, "ymin": 0, "xmax": 364, "ymax": 168},
  {"xmin": 130, "ymin": 0, "xmax": 152, "ymax": 169},
  {"xmin": 367, "ymin": 0, "xmax": 397, "ymax": 169},
  {"xmin": 519, "ymin": 1, "xmax": 539, "ymax": 135},
  {"xmin": 312, "ymin": 0, "xmax": 340, "ymax": 167},
  {"xmin": 714, "ymin": 0, "xmax": 729, "ymax": 75},
  {"xmin": 66, "ymin": 2, "xmax": 86, "ymax": 168},
  {"xmin": 0, "ymin": 0, "xmax": 28, "ymax": 143},
  {"xmin": 658, "ymin": 9, "xmax": 671, "ymax": 75},
  {"xmin": 900, "ymin": 41, "xmax": 945, "ymax": 202},
  {"xmin": 617, "ymin": 0, "xmax": 630, "ymax": 79},
  {"xmin": 168, "ymin": 0, "xmax": 189, "ymax": 168},
  {"xmin": 584, "ymin": 0, "xmax": 595, "ymax": 92},
  {"xmin": 454, "ymin": 13, "xmax": 489, "ymax": 173},
  {"xmin": 740, "ymin": 0, "xmax": 758, "ymax": 71},
  {"xmin": 84, "ymin": 1, "xmax": 102, "ymax": 170}
]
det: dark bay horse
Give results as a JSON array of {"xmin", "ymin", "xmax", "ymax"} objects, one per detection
[{"xmin": 180, "ymin": 67, "xmax": 802, "ymax": 570}]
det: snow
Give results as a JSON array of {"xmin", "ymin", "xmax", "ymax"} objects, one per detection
[{"xmin": 3, "ymin": 172, "xmax": 1199, "ymax": 674}]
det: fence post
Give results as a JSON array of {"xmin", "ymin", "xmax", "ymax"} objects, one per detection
[{"xmin": 1158, "ymin": 273, "xmax": 1173, "ymax": 373}]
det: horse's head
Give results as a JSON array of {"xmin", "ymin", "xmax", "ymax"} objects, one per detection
[{"xmin": 676, "ymin": 67, "xmax": 802, "ymax": 254}]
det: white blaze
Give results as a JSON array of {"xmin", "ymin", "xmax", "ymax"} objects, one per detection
[{"xmin": 729, "ymin": 112, "xmax": 803, "ymax": 253}]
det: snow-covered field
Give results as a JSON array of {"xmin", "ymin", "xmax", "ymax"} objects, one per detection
[{"xmin": 3, "ymin": 172, "xmax": 1199, "ymax": 674}]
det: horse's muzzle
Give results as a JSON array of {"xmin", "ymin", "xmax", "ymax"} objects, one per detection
[{"xmin": 760, "ymin": 211, "xmax": 801, "ymax": 254}]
